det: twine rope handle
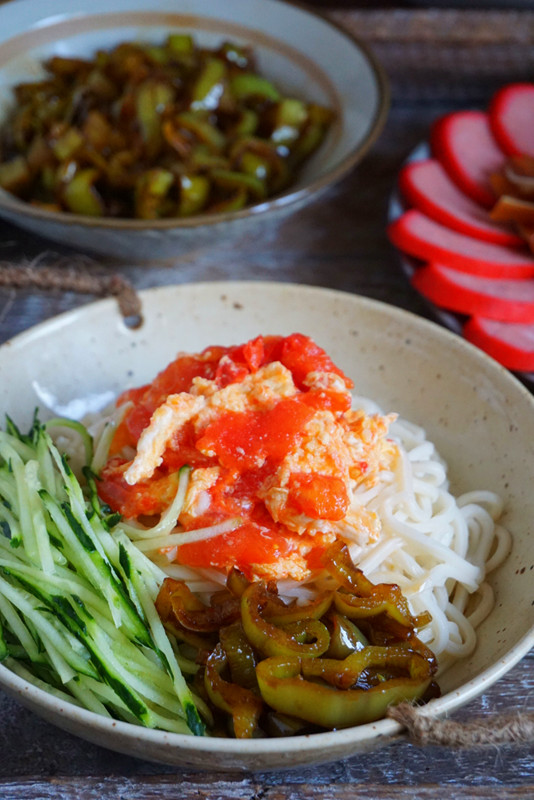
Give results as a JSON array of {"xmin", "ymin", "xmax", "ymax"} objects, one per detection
[
  {"xmin": 0, "ymin": 262, "xmax": 143, "ymax": 323},
  {"xmin": 388, "ymin": 703, "xmax": 534, "ymax": 747}
]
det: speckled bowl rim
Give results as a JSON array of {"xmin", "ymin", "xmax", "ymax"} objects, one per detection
[
  {"xmin": 0, "ymin": 282, "xmax": 532, "ymax": 768},
  {"xmin": 0, "ymin": 0, "xmax": 390, "ymax": 231}
]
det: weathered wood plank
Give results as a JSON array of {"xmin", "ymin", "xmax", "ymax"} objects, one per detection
[{"xmin": 0, "ymin": 778, "xmax": 533, "ymax": 800}]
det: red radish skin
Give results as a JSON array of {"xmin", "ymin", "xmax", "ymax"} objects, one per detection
[
  {"xmin": 412, "ymin": 262, "xmax": 534, "ymax": 323},
  {"xmin": 464, "ymin": 316, "xmax": 534, "ymax": 371},
  {"xmin": 489, "ymin": 83, "xmax": 534, "ymax": 158},
  {"xmin": 431, "ymin": 111, "xmax": 506, "ymax": 208},
  {"xmin": 388, "ymin": 209, "xmax": 534, "ymax": 279},
  {"xmin": 399, "ymin": 159, "xmax": 523, "ymax": 247}
]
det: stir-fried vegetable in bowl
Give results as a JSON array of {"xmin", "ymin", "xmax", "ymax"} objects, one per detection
[
  {"xmin": 0, "ymin": 0, "xmax": 389, "ymax": 258},
  {"xmin": 0, "ymin": 36, "xmax": 335, "ymax": 220}
]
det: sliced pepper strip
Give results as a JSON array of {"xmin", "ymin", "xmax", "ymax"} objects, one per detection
[
  {"xmin": 263, "ymin": 589, "xmax": 333, "ymax": 626},
  {"xmin": 219, "ymin": 621, "xmax": 258, "ymax": 690},
  {"xmin": 204, "ymin": 642, "xmax": 263, "ymax": 738},
  {"xmin": 240, "ymin": 581, "xmax": 330, "ymax": 659},
  {"xmin": 325, "ymin": 612, "xmax": 369, "ymax": 659},
  {"xmin": 256, "ymin": 648, "xmax": 433, "ymax": 730},
  {"xmin": 324, "ymin": 542, "xmax": 415, "ymax": 628},
  {"xmin": 167, "ymin": 581, "xmax": 240, "ymax": 633}
]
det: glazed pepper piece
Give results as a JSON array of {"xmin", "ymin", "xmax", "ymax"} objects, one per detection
[
  {"xmin": 167, "ymin": 33, "xmax": 195, "ymax": 57},
  {"xmin": 290, "ymin": 104, "xmax": 335, "ymax": 165},
  {"xmin": 177, "ymin": 173, "xmax": 211, "ymax": 216},
  {"xmin": 63, "ymin": 167, "xmax": 104, "ymax": 216},
  {"xmin": 324, "ymin": 542, "xmax": 415, "ymax": 628},
  {"xmin": 190, "ymin": 57, "xmax": 228, "ymax": 112},
  {"xmin": 219, "ymin": 621, "xmax": 258, "ymax": 690},
  {"xmin": 333, "ymin": 590, "xmax": 414, "ymax": 628},
  {"xmin": 226, "ymin": 567, "xmax": 251, "ymax": 598},
  {"xmin": 240, "ymin": 581, "xmax": 330, "ymax": 659},
  {"xmin": 325, "ymin": 612, "xmax": 369, "ymax": 659},
  {"xmin": 0, "ymin": 156, "xmax": 31, "ymax": 193},
  {"xmin": 134, "ymin": 167, "xmax": 174, "ymax": 219},
  {"xmin": 52, "ymin": 127, "xmax": 84, "ymax": 161},
  {"xmin": 263, "ymin": 589, "xmax": 333, "ymax": 626},
  {"xmin": 175, "ymin": 111, "xmax": 227, "ymax": 152},
  {"xmin": 230, "ymin": 72, "xmax": 281, "ymax": 104},
  {"xmin": 135, "ymin": 80, "xmax": 175, "ymax": 157},
  {"xmin": 270, "ymin": 98, "xmax": 308, "ymax": 147},
  {"xmin": 157, "ymin": 578, "xmax": 241, "ymax": 633},
  {"xmin": 207, "ymin": 185, "xmax": 248, "ymax": 213},
  {"xmin": 230, "ymin": 137, "xmax": 288, "ymax": 193},
  {"xmin": 231, "ymin": 108, "xmax": 259, "ymax": 138},
  {"xmin": 211, "ymin": 168, "xmax": 266, "ymax": 200},
  {"xmin": 45, "ymin": 56, "xmax": 91, "ymax": 78},
  {"xmin": 204, "ymin": 642, "xmax": 263, "ymax": 738},
  {"xmin": 256, "ymin": 647, "xmax": 434, "ymax": 729}
]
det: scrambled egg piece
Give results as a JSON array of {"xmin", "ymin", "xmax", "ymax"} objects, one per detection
[
  {"xmin": 124, "ymin": 361, "xmax": 295, "ymax": 484},
  {"xmin": 260, "ymin": 408, "xmax": 397, "ymax": 544},
  {"xmin": 179, "ymin": 466, "xmax": 221, "ymax": 527}
]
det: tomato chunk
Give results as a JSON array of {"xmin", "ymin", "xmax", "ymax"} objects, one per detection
[
  {"xmin": 288, "ymin": 473, "xmax": 349, "ymax": 520},
  {"xmin": 280, "ymin": 333, "xmax": 353, "ymax": 389},
  {"xmin": 196, "ymin": 397, "xmax": 315, "ymax": 471},
  {"xmin": 98, "ymin": 457, "xmax": 180, "ymax": 518},
  {"xmin": 177, "ymin": 522, "xmax": 292, "ymax": 578}
]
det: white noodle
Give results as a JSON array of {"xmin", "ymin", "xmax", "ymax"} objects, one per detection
[{"xmin": 330, "ymin": 409, "xmax": 511, "ymax": 667}]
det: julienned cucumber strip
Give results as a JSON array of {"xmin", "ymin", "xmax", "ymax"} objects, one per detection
[
  {"xmin": 5, "ymin": 559, "xmax": 193, "ymax": 723},
  {"xmin": 117, "ymin": 534, "xmax": 205, "ymax": 735},
  {"xmin": 0, "ymin": 414, "xmax": 204, "ymax": 735},
  {"xmin": 44, "ymin": 418, "xmax": 93, "ymax": 468},
  {"xmin": 0, "ymin": 610, "xmax": 9, "ymax": 661}
]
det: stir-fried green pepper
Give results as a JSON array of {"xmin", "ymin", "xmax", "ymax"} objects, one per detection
[
  {"xmin": 0, "ymin": 34, "xmax": 334, "ymax": 218},
  {"xmin": 219, "ymin": 622, "xmax": 258, "ymax": 691},
  {"xmin": 256, "ymin": 646, "xmax": 434, "ymax": 729},
  {"xmin": 204, "ymin": 643, "xmax": 263, "ymax": 738},
  {"xmin": 156, "ymin": 544, "xmax": 439, "ymax": 738},
  {"xmin": 241, "ymin": 581, "xmax": 331, "ymax": 659},
  {"xmin": 326, "ymin": 612, "xmax": 369, "ymax": 659}
]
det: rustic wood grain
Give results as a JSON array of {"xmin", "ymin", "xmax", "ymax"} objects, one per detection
[{"xmin": 0, "ymin": 778, "xmax": 533, "ymax": 800}]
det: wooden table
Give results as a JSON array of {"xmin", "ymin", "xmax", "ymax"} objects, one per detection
[{"xmin": 0, "ymin": 4, "xmax": 532, "ymax": 798}]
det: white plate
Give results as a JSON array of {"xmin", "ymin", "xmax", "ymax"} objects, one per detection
[
  {"xmin": 0, "ymin": 0, "xmax": 388, "ymax": 259},
  {"xmin": 0, "ymin": 281, "xmax": 533, "ymax": 771}
]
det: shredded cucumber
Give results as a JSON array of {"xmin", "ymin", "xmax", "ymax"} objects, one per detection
[{"xmin": 0, "ymin": 414, "xmax": 205, "ymax": 735}]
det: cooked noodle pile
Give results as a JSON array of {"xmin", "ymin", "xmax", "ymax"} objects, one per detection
[{"xmin": 339, "ymin": 398, "xmax": 511, "ymax": 670}]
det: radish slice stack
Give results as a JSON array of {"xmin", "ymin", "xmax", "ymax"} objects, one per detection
[{"xmin": 388, "ymin": 82, "xmax": 534, "ymax": 373}]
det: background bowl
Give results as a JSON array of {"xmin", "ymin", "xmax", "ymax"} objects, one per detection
[
  {"xmin": 0, "ymin": 0, "xmax": 388, "ymax": 260},
  {"xmin": 0, "ymin": 280, "xmax": 532, "ymax": 771}
]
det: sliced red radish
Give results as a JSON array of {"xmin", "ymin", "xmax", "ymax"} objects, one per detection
[
  {"xmin": 412, "ymin": 262, "xmax": 534, "ymax": 323},
  {"xmin": 431, "ymin": 110, "xmax": 506, "ymax": 208},
  {"xmin": 489, "ymin": 83, "xmax": 534, "ymax": 158},
  {"xmin": 387, "ymin": 209, "xmax": 534, "ymax": 279},
  {"xmin": 464, "ymin": 316, "xmax": 534, "ymax": 371},
  {"xmin": 399, "ymin": 159, "xmax": 523, "ymax": 247}
]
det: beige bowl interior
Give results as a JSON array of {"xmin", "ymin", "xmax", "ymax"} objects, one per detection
[{"xmin": 0, "ymin": 281, "xmax": 532, "ymax": 771}]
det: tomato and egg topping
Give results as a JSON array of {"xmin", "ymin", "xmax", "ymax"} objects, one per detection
[{"xmin": 98, "ymin": 334, "xmax": 398, "ymax": 580}]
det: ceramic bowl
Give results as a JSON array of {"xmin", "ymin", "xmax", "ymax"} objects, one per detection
[
  {"xmin": 0, "ymin": 0, "xmax": 388, "ymax": 260},
  {"xmin": 0, "ymin": 280, "xmax": 533, "ymax": 771}
]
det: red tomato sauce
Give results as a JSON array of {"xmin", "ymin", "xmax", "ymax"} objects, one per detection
[{"xmin": 98, "ymin": 333, "xmax": 354, "ymax": 578}]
